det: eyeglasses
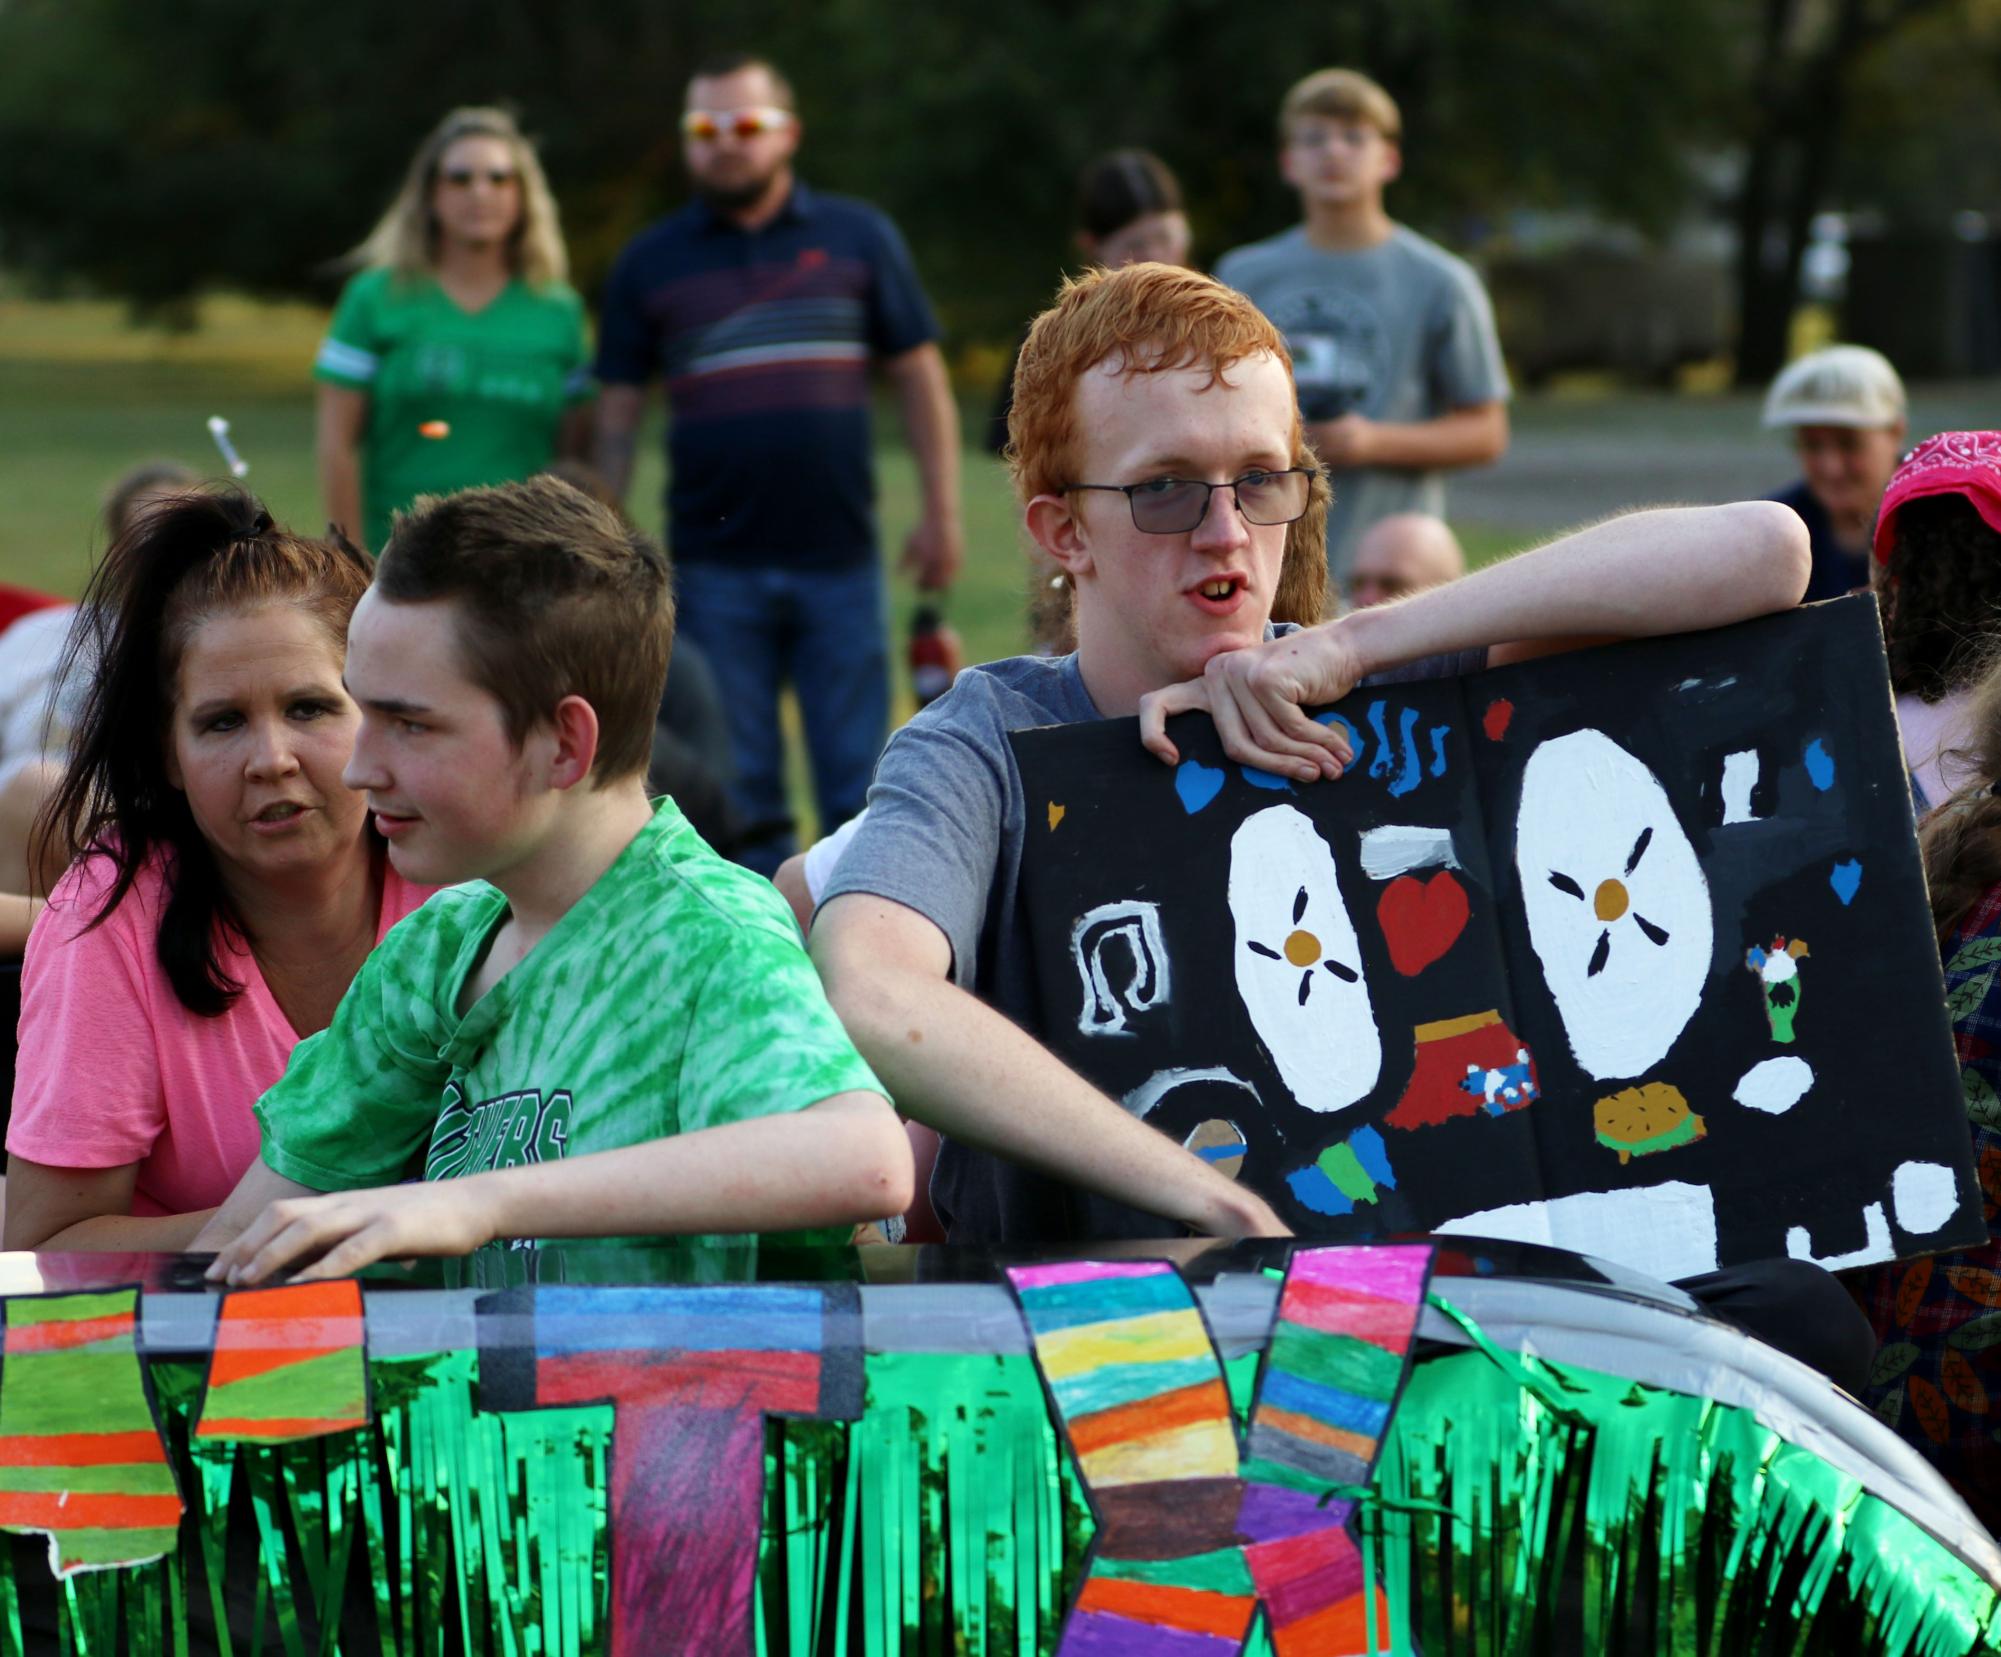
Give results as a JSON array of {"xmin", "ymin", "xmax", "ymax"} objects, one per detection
[
  {"xmin": 1065, "ymin": 468, "xmax": 1314, "ymax": 534},
  {"xmin": 441, "ymin": 168, "xmax": 518, "ymax": 189},
  {"xmin": 681, "ymin": 106, "xmax": 795, "ymax": 141}
]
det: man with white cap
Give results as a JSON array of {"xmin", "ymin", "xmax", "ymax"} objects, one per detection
[{"xmin": 1762, "ymin": 344, "xmax": 1908, "ymax": 602}]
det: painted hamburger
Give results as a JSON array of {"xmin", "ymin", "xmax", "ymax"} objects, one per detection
[{"xmin": 1593, "ymin": 1083, "xmax": 1705, "ymax": 1166}]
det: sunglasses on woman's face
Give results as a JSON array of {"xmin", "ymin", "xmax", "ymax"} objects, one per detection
[{"xmin": 441, "ymin": 168, "xmax": 518, "ymax": 189}]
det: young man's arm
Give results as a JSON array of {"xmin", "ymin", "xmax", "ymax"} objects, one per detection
[
  {"xmin": 882, "ymin": 342, "xmax": 964, "ymax": 590},
  {"xmin": 811, "ymin": 892, "xmax": 1290, "ymax": 1239},
  {"xmin": 190, "ymin": 1161, "xmax": 322, "ymax": 1257},
  {"xmin": 1140, "ymin": 500, "xmax": 1812, "ymax": 777},
  {"xmin": 205, "ymin": 1091, "xmax": 911, "ymax": 1286},
  {"xmin": 591, "ymin": 384, "xmax": 647, "ymax": 507},
  {"xmin": 1310, "ymin": 401, "xmax": 1508, "ymax": 472},
  {"xmin": 315, "ymin": 384, "xmax": 369, "ymax": 546}
]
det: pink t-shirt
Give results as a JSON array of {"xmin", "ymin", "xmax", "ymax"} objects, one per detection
[{"xmin": 8, "ymin": 847, "xmax": 431, "ymax": 1216}]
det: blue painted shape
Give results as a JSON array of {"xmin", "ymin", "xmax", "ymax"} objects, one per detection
[
  {"xmin": 1348, "ymin": 1124, "xmax": 1396, "ymax": 1191},
  {"xmin": 1366, "ymin": 700, "xmax": 1395, "ymax": 779},
  {"xmin": 535, "ymin": 1286, "xmax": 824, "ymax": 1355},
  {"xmin": 1315, "ymin": 710, "xmax": 1365, "ymax": 769},
  {"xmin": 1387, "ymin": 706, "xmax": 1424, "ymax": 798},
  {"xmin": 1830, "ymin": 859, "xmax": 1863, "ymax": 906},
  {"xmin": 1286, "ymin": 1165, "xmax": 1354, "ymax": 1217},
  {"xmin": 1257, "ymin": 1369, "xmax": 1394, "ymax": 1437},
  {"xmin": 1461, "ymin": 1059, "xmax": 1536, "ymax": 1115},
  {"xmin": 1804, "ymin": 739, "xmax": 1836, "ymax": 792},
  {"xmin": 1428, "ymin": 725, "xmax": 1451, "ymax": 778},
  {"xmin": 1175, "ymin": 759, "xmax": 1225, "ymax": 814},
  {"xmin": 1014, "ymin": 1273, "xmax": 1186, "ymax": 1329},
  {"xmin": 1049, "ymin": 1355, "xmax": 1222, "ymax": 1418},
  {"xmin": 1240, "ymin": 764, "xmax": 1294, "ymax": 792}
]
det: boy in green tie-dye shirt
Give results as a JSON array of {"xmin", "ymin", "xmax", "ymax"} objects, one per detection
[{"xmin": 200, "ymin": 478, "xmax": 909, "ymax": 1284}]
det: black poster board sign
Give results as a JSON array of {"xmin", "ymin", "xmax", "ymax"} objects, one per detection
[{"xmin": 1008, "ymin": 597, "xmax": 1981, "ymax": 1279}]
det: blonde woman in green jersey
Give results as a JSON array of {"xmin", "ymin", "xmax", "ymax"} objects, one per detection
[{"xmin": 315, "ymin": 108, "xmax": 593, "ymax": 552}]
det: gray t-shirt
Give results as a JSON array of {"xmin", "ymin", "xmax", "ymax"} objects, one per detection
[
  {"xmin": 820, "ymin": 634, "xmax": 1488, "ymax": 1245},
  {"xmin": 1214, "ymin": 224, "xmax": 1509, "ymax": 580}
]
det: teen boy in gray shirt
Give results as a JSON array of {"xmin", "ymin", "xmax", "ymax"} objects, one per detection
[
  {"xmin": 812, "ymin": 261, "xmax": 1809, "ymax": 1249},
  {"xmin": 1216, "ymin": 68, "xmax": 1508, "ymax": 584}
]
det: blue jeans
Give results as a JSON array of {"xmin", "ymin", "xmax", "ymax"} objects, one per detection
[{"xmin": 672, "ymin": 560, "xmax": 889, "ymax": 875}]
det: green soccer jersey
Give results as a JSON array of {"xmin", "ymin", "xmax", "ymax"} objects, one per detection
[
  {"xmin": 314, "ymin": 267, "xmax": 593, "ymax": 551},
  {"xmin": 255, "ymin": 800, "xmax": 886, "ymax": 1248}
]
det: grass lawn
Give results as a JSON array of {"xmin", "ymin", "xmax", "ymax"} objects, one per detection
[{"xmin": 0, "ymin": 294, "xmax": 1529, "ymax": 838}]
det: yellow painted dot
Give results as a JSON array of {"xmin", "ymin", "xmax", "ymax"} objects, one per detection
[
  {"xmin": 1594, "ymin": 879, "xmax": 1629, "ymax": 922},
  {"xmin": 1283, "ymin": 929, "xmax": 1321, "ymax": 967},
  {"xmin": 1047, "ymin": 802, "xmax": 1065, "ymax": 831}
]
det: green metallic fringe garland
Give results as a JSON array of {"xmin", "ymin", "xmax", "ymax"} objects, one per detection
[
  {"xmin": 1373, "ymin": 1334, "xmax": 2001, "ymax": 1654},
  {"xmin": 5, "ymin": 1330, "xmax": 2001, "ymax": 1654}
]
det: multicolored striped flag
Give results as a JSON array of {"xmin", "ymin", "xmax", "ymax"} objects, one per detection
[
  {"xmin": 195, "ymin": 1279, "xmax": 369, "ymax": 1442},
  {"xmin": 0, "ymin": 1289, "xmax": 182, "ymax": 1575},
  {"xmin": 1007, "ymin": 1244, "xmax": 1432, "ymax": 1657}
]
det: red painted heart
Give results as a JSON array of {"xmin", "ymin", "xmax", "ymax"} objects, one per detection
[{"xmin": 1377, "ymin": 871, "xmax": 1470, "ymax": 976}]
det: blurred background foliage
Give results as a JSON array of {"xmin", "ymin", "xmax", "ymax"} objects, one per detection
[{"xmin": 2, "ymin": 0, "xmax": 1996, "ymax": 381}]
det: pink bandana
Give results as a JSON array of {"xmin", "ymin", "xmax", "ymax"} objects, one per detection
[{"xmin": 1872, "ymin": 431, "xmax": 2001, "ymax": 562}]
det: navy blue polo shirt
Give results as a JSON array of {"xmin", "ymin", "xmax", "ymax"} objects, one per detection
[{"xmin": 596, "ymin": 182, "xmax": 940, "ymax": 569}]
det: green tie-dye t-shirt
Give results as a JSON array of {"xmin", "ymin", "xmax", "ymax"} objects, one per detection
[{"xmin": 254, "ymin": 800, "xmax": 884, "ymax": 1245}]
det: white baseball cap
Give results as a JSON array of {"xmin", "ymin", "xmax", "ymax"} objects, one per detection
[{"xmin": 1762, "ymin": 344, "xmax": 1907, "ymax": 429}]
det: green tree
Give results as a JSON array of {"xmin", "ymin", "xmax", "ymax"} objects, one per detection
[{"xmin": 1, "ymin": 0, "xmax": 1976, "ymax": 375}]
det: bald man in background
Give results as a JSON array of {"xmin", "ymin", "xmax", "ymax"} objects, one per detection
[{"xmin": 1345, "ymin": 511, "xmax": 1465, "ymax": 609}]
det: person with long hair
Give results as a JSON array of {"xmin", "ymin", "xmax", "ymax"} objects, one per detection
[
  {"xmin": 1851, "ymin": 478, "xmax": 2001, "ymax": 1520},
  {"xmin": 315, "ymin": 107, "xmax": 592, "ymax": 552},
  {"xmin": 987, "ymin": 149, "xmax": 1193, "ymax": 461},
  {"xmin": 0, "ymin": 459, "xmax": 198, "ymax": 897},
  {"xmin": 3, "ymin": 490, "xmax": 431, "ymax": 1250},
  {"xmin": 1873, "ymin": 433, "xmax": 2001, "ymax": 810}
]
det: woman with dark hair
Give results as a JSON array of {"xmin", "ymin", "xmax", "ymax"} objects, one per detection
[
  {"xmin": 987, "ymin": 149, "xmax": 1190, "ymax": 461},
  {"xmin": 0, "ymin": 459, "xmax": 198, "ymax": 896},
  {"xmin": 1874, "ymin": 432, "xmax": 2001, "ymax": 810},
  {"xmin": 988, "ymin": 150, "xmax": 1195, "ymax": 658},
  {"xmin": 3, "ymin": 490, "xmax": 431, "ymax": 1249},
  {"xmin": 316, "ymin": 106, "xmax": 592, "ymax": 552},
  {"xmin": 1854, "ymin": 668, "xmax": 2001, "ymax": 1522}
]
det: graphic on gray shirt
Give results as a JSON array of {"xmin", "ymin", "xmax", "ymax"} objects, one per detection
[{"xmin": 1214, "ymin": 225, "xmax": 1509, "ymax": 580}]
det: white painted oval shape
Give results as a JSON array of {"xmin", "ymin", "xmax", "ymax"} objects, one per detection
[
  {"xmin": 1733, "ymin": 1056, "xmax": 1813, "ymax": 1114},
  {"xmin": 1515, "ymin": 729, "xmax": 1713, "ymax": 1081},
  {"xmin": 1228, "ymin": 804, "xmax": 1381, "ymax": 1114},
  {"xmin": 1892, "ymin": 1159, "xmax": 1959, "ymax": 1235}
]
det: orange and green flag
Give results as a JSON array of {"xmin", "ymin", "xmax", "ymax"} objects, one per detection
[
  {"xmin": 0, "ymin": 1288, "xmax": 181, "ymax": 1574},
  {"xmin": 195, "ymin": 1279, "xmax": 369, "ymax": 1442}
]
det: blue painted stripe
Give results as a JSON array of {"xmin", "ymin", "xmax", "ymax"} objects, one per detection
[
  {"xmin": 1049, "ymin": 1355, "xmax": 1220, "ymax": 1421},
  {"xmin": 1286, "ymin": 1166, "xmax": 1352, "ymax": 1217},
  {"xmin": 533, "ymin": 1286, "xmax": 824, "ymax": 1356},
  {"xmin": 1256, "ymin": 1370, "xmax": 1391, "ymax": 1438},
  {"xmin": 1015, "ymin": 1274, "xmax": 1187, "ymax": 1331},
  {"xmin": 1388, "ymin": 706, "xmax": 1423, "ymax": 797}
]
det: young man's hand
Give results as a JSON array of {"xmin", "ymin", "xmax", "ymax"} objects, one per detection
[
  {"xmin": 1138, "ymin": 623, "xmax": 1364, "ymax": 780},
  {"xmin": 205, "ymin": 1180, "xmax": 497, "ymax": 1287},
  {"xmin": 1308, "ymin": 413, "xmax": 1378, "ymax": 468},
  {"xmin": 1214, "ymin": 1187, "xmax": 1292, "ymax": 1239},
  {"xmin": 901, "ymin": 511, "xmax": 964, "ymax": 591}
]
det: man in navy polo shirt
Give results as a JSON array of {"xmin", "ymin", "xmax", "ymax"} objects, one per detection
[{"xmin": 594, "ymin": 52, "xmax": 963, "ymax": 873}]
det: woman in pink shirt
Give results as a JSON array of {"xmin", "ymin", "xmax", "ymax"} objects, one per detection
[{"xmin": 5, "ymin": 489, "xmax": 430, "ymax": 1250}]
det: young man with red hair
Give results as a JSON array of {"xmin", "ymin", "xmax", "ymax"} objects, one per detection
[{"xmin": 811, "ymin": 262, "xmax": 1810, "ymax": 1250}]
